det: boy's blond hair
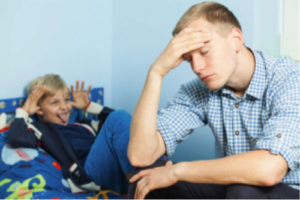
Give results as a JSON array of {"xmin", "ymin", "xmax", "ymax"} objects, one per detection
[
  {"xmin": 172, "ymin": 1, "xmax": 241, "ymax": 37},
  {"xmin": 27, "ymin": 74, "xmax": 69, "ymax": 103}
]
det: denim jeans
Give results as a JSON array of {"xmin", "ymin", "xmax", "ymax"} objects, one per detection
[{"xmin": 85, "ymin": 110, "xmax": 133, "ymax": 194}]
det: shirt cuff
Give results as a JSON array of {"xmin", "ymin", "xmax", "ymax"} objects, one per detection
[
  {"xmin": 256, "ymin": 136, "xmax": 297, "ymax": 171},
  {"xmin": 85, "ymin": 102, "xmax": 104, "ymax": 115},
  {"xmin": 16, "ymin": 108, "xmax": 29, "ymax": 121}
]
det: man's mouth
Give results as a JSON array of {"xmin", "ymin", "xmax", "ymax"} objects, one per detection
[{"xmin": 201, "ymin": 74, "xmax": 215, "ymax": 81}]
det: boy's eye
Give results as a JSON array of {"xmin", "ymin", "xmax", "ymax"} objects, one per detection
[
  {"xmin": 65, "ymin": 98, "xmax": 70, "ymax": 102},
  {"xmin": 50, "ymin": 101, "xmax": 57, "ymax": 105}
]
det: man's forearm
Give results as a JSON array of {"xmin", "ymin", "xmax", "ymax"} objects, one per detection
[
  {"xmin": 174, "ymin": 150, "xmax": 288, "ymax": 186},
  {"xmin": 128, "ymin": 69, "xmax": 165, "ymax": 166}
]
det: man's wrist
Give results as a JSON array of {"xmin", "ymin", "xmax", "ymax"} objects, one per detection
[
  {"xmin": 173, "ymin": 162, "xmax": 189, "ymax": 182},
  {"xmin": 149, "ymin": 63, "xmax": 168, "ymax": 78}
]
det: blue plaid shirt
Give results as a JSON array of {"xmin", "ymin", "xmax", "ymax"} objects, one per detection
[{"xmin": 157, "ymin": 50, "xmax": 300, "ymax": 190}]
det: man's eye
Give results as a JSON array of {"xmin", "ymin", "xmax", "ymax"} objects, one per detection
[{"xmin": 200, "ymin": 48, "xmax": 209, "ymax": 55}]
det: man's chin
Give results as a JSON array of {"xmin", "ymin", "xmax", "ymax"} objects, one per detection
[{"xmin": 206, "ymin": 83, "xmax": 224, "ymax": 91}]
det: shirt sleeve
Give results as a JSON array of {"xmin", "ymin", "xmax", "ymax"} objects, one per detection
[
  {"xmin": 255, "ymin": 71, "xmax": 300, "ymax": 171},
  {"xmin": 157, "ymin": 79, "xmax": 209, "ymax": 157},
  {"xmin": 7, "ymin": 108, "xmax": 40, "ymax": 148},
  {"xmin": 83, "ymin": 102, "xmax": 115, "ymax": 134}
]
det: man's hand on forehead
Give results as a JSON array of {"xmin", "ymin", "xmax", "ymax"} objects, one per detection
[{"xmin": 150, "ymin": 26, "xmax": 211, "ymax": 77}]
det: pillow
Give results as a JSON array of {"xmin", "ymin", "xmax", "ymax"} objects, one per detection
[{"xmin": 0, "ymin": 113, "xmax": 6, "ymax": 130}]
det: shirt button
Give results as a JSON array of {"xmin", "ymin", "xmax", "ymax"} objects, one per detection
[
  {"xmin": 235, "ymin": 131, "xmax": 240, "ymax": 135},
  {"xmin": 277, "ymin": 134, "xmax": 281, "ymax": 138},
  {"xmin": 235, "ymin": 103, "xmax": 239, "ymax": 108}
]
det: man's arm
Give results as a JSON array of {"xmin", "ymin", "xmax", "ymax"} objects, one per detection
[
  {"xmin": 131, "ymin": 150, "xmax": 288, "ymax": 199},
  {"xmin": 176, "ymin": 150, "xmax": 288, "ymax": 186},
  {"xmin": 128, "ymin": 27, "xmax": 211, "ymax": 166}
]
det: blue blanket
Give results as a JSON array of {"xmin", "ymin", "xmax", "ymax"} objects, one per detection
[{"xmin": 0, "ymin": 128, "xmax": 125, "ymax": 199}]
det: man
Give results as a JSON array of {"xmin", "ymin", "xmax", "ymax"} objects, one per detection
[{"xmin": 128, "ymin": 1, "xmax": 299, "ymax": 199}]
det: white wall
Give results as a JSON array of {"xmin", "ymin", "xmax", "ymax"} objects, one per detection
[
  {"xmin": 0, "ymin": 0, "xmax": 113, "ymax": 106},
  {"xmin": 253, "ymin": 0, "xmax": 280, "ymax": 57}
]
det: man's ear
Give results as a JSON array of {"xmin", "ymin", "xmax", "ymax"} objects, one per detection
[{"xmin": 230, "ymin": 28, "xmax": 244, "ymax": 53}]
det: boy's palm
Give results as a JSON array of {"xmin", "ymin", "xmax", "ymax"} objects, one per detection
[
  {"xmin": 23, "ymin": 86, "xmax": 46, "ymax": 115},
  {"xmin": 71, "ymin": 81, "xmax": 92, "ymax": 110}
]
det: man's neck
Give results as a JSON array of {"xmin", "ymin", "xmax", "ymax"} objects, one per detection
[{"xmin": 230, "ymin": 47, "xmax": 256, "ymax": 98}]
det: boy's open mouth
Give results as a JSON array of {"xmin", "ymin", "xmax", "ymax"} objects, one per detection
[{"xmin": 57, "ymin": 113, "xmax": 69, "ymax": 124}]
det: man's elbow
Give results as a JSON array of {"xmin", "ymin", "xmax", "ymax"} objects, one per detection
[
  {"xmin": 260, "ymin": 175, "xmax": 284, "ymax": 186},
  {"xmin": 127, "ymin": 150, "xmax": 155, "ymax": 167},
  {"xmin": 259, "ymin": 167, "xmax": 287, "ymax": 186}
]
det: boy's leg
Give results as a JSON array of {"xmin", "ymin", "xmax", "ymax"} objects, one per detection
[
  {"xmin": 128, "ymin": 160, "xmax": 227, "ymax": 199},
  {"xmin": 85, "ymin": 110, "xmax": 133, "ymax": 194}
]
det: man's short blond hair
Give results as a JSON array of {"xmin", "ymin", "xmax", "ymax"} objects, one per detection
[
  {"xmin": 27, "ymin": 74, "xmax": 69, "ymax": 103},
  {"xmin": 172, "ymin": 1, "xmax": 241, "ymax": 37}
]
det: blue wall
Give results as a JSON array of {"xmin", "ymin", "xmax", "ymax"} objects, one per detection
[
  {"xmin": 111, "ymin": 0, "xmax": 280, "ymax": 162},
  {"xmin": 0, "ymin": 0, "xmax": 282, "ymax": 162},
  {"xmin": 0, "ymin": 0, "xmax": 113, "ymax": 105}
]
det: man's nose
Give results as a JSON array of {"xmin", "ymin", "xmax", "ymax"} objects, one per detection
[{"xmin": 191, "ymin": 57, "xmax": 206, "ymax": 73}]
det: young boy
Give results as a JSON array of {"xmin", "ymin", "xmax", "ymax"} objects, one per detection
[{"xmin": 7, "ymin": 74, "xmax": 133, "ymax": 194}]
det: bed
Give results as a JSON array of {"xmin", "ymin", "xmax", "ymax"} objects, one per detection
[{"xmin": 0, "ymin": 88, "xmax": 126, "ymax": 199}]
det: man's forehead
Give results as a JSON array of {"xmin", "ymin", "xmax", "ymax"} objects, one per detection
[{"xmin": 187, "ymin": 18, "xmax": 214, "ymax": 32}]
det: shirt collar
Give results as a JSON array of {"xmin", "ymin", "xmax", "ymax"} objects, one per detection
[{"xmin": 211, "ymin": 50, "xmax": 266, "ymax": 100}]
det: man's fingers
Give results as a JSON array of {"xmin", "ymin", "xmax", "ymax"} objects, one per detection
[
  {"xmin": 135, "ymin": 178, "xmax": 150, "ymax": 199},
  {"xmin": 166, "ymin": 160, "xmax": 173, "ymax": 166},
  {"xmin": 175, "ymin": 31, "xmax": 211, "ymax": 43},
  {"xmin": 130, "ymin": 170, "xmax": 149, "ymax": 183}
]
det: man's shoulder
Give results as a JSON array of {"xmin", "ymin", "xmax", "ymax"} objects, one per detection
[
  {"xmin": 254, "ymin": 51, "xmax": 299, "ymax": 89},
  {"xmin": 260, "ymin": 51, "xmax": 299, "ymax": 78}
]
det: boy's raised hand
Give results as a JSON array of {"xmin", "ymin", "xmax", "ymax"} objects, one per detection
[
  {"xmin": 70, "ymin": 80, "xmax": 92, "ymax": 110},
  {"xmin": 23, "ymin": 85, "xmax": 46, "ymax": 115}
]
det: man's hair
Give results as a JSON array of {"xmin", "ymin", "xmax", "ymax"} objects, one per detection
[
  {"xmin": 27, "ymin": 74, "xmax": 69, "ymax": 103},
  {"xmin": 172, "ymin": 1, "xmax": 242, "ymax": 37}
]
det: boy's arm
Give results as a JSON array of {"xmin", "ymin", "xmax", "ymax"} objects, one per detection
[
  {"xmin": 7, "ymin": 108, "xmax": 40, "ymax": 148},
  {"xmin": 7, "ymin": 86, "xmax": 45, "ymax": 148},
  {"xmin": 84, "ymin": 101, "xmax": 114, "ymax": 133},
  {"xmin": 128, "ymin": 27, "xmax": 211, "ymax": 167}
]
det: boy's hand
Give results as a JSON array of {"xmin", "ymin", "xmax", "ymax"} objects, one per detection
[
  {"xmin": 150, "ymin": 27, "xmax": 211, "ymax": 77},
  {"xmin": 23, "ymin": 85, "xmax": 46, "ymax": 115},
  {"xmin": 70, "ymin": 80, "xmax": 92, "ymax": 110}
]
